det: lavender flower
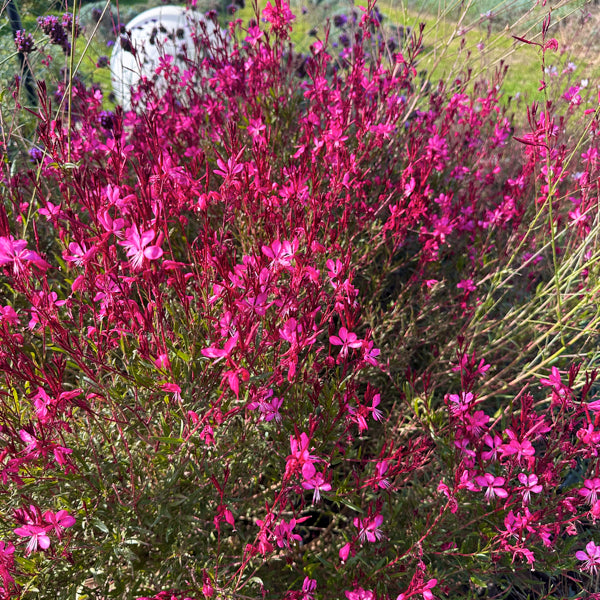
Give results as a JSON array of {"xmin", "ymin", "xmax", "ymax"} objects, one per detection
[
  {"xmin": 37, "ymin": 15, "xmax": 70, "ymax": 53},
  {"xmin": 14, "ymin": 30, "xmax": 35, "ymax": 54}
]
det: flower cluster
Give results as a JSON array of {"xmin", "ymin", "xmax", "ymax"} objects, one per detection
[
  {"xmin": 0, "ymin": 1, "xmax": 599, "ymax": 598},
  {"xmin": 13, "ymin": 30, "xmax": 35, "ymax": 54},
  {"xmin": 37, "ymin": 13, "xmax": 78, "ymax": 53}
]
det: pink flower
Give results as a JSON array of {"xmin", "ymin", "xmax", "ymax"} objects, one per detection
[
  {"xmin": 244, "ymin": 26, "xmax": 263, "ymax": 47},
  {"xmin": 13, "ymin": 524, "xmax": 51, "ymax": 555},
  {"xmin": 464, "ymin": 410, "xmax": 489, "ymax": 436},
  {"xmin": 437, "ymin": 480, "xmax": 458, "ymax": 513},
  {"xmin": 0, "ymin": 305, "xmax": 19, "ymax": 326},
  {"xmin": 330, "ymin": 327, "xmax": 362, "ymax": 358},
  {"xmin": 261, "ymin": 239, "xmax": 296, "ymax": 270},
  {"xmin": 345, "ymin": 588, "xmax": 375, "ymax": 600},
  {"xmin": 43, "ymin": 510, "xmax": 76, "ymax": 538},
  {"xmin": 273, "ymin": 517, "xmax": 305, "ymax": 548},
  {"xmin": 457, "ymin": 278, "xmax": 477, "ymax": 292},
  {"xmin": 262, "ymin": 0, "xmax": 295, "ymax": 34},
  {"xmin": 447, "ymin": 391, "xmax": 474, "ymax": 416},
  {"xmin": 301, "ymin": 463, "xmax": 332, "ymax": 503},
  {"xmin": 482, "ymin": 433, "xmax": 503, "ymax": 461},
  {"xmin": 63, "ymin": 241, "xmax": 96, "ymax": 267},
  {"xmin": 354, "ymin": 514, "xmax": 384, "ymax": 543},
  {"xmin": 539, "ymin": 367, "xmax": 571, "ymax": 406},
  {"xmin": 579, "ymin": 478, "xmax": 600, "ymax": 505},
  {"xmin": 257, "ymin": 394, "xmax": 283, "ymax": 423},
  {"xmin": 118, "ymin": 224, "xmax": 163, "ymax": 269},
  {"xmin": 476, "ymin": 473, "xmax": 508, "ymax": 502},
  {"xmin": 518, "ymin": 473, "xmax": 542, "ymax": 505},
  {"xmin": 422, "ymin": 578, "xmax": 438, "ymax": 600},
  {"xmin": 500, "ymin": 430, "xmax": 535, "ymax": 464},
  {"xmin": 374, "ymin": 460, "xmax": 390, "ymax": 489},
  {"xmin": 0, "ymin": 539, "xmax": 15, "ymax": 590},
  {"xmin": 362, "ymin": 340, "xmax": 380, "ymax": 366},
  {"xmin": 369, "ymin": 394, "xmax": 383, "ymax": 421},
  {"xmin": 286, "ymin": 432, "xmax": 318, "ymax": 478},
  {"xmin": 0, "ymin": 236, "xmax": 50, "ymax": 272},
  {"xmin": 301, "ymin": 577, "xmax": 317, "ymax": 600},
  {"xmin": 339, "ymin": 541, "xmax": 351, "ymax": 562},
  {"xmin": 576, "ymin": 540, "xmax": 600, "ymax": 574},
  {"xmin": 214, "ymin": 152, "xmax": 244, "ymax": 180},
  {"xmin": 201, "ymin": 332, "xmax": 239, "ymax": 363}
]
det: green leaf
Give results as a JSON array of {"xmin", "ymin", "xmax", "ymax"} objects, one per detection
[
  {"xmin": 152, "ymin": 436, "xmax": 184, "ymax": 444},
  {"xmin": 337, "ymin": 498, "xmax": 364, "ymax": 514},
  {"xmin": 470, "ymin": 575, "xmax": 487, "ymax": 587},
  {"xmin": 91, "ymin": 518, "xmax": 109, "ymax": 534},
  {"xmin": 175, "ymin": 349, "xmax": 191, "ymax": 362}
]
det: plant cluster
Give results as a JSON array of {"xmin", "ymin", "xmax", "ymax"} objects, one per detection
[{"xmin": 0, "ymin": 1, "xmax": 599, "ymax": 598}]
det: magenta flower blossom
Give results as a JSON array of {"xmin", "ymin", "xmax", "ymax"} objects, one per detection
[
  {"xmin": 396, "ymin": 578, "xmax": 438, "ymax": 600},
  {"xmin": 345, "ymin": 588, "xmax": 375, "ymax": 600},
  {"xmin": 579, "ymin": 478, "xmax": 600, "ymax": 505},
  {"xmin": 301, "ymin": 462, "xmax": 332, "ymax": 503},
  {"xmin": 518, "ymin": 473, "xmax": 542, "ymax": 504},
  {"xmin": 118, "ymin": 224, "xmax": 163, "ymax": 269},
  {"xmin": 63, "ymin": 241, "xmax": 96, "ymax": 267},
  {"xmin": 0, "ymin": 305, "xmax": 19, "ymax": 326},
  {"xmin": 447, "ymin": 391, "xmax": 474, "ymax": 416},
  {"xmin": 259, "ymin": 397, "xmax": 283, "ymax": 423},
  {"xmin": 539, "ymin": 367, "xmax": 571, "ymax": 406},
  {"xmin": 251, "ymin": 393, "xmax": 283, "ymax": 423},
  {"xmin": 354, "ymin": 514, "xmax": 384, "ymax": 543},
  {"xmin": 301, "ymin": 577, "xmax": 317, "ymax": 600},
  {"xmin": 13, "ymin": 524, "xmax": 51, "ymax": 555},
  {"xmin": 43, "ymin": 510, "xmax": 76, "ymax": 538},
  {"xmin": 465, "ymin": 410, "xmax": 489, "ymax": 436},
  {"xmin": 476, "ymin": 473, "xmax": 508, "ymax": 502},
  {"xmin": 330, "ymin": 327, "xmax": 362, "ymax": 358},
  {"xmin": 576, "ymin": 541, "xmax": 600, "ymax": 574},
  {"xmin": 374, "ymin": 460, "xmax": 390, "ymax": 489},
  {"xmin": 339, "ymin": 541, "xmax": 351, "ymax": 562},
  {"xmin": 500, "ymin": 430, "xmax": 535, "ymax": 464},
  {"xmin": 287, "ymin": 432, "xmax": 318, "ymax": 477},
  {"xmin": 563, "ymin": 86, "xmax": 582, "ymax": 106},
  {"xmin": 0, "ymin": 539, "xmax": 15, "ymax": 586},
  {"xmin": 481, "ymin": 433, "xmax": 503, "ymax": 461},
  {"xmin": 262, "ymin": 0, "xmax": 295, "ymax": 34},
  {"xmin": 201, "ymin": 332, "xmax": 239, "ymax": 363},
  {"xmin": 0, "ymin": 236, "xmax": 50, "ymax": 272},
  {"xmin": 213, "ymin": 152, "xmax": 244, "ymax": 181},
  {"xmin": 261, "ymin": 239, "xmax": 296, "ymax": 269},
  {"xmin": 273, "ymin": 517, "xmax": 305, "ymax": 548},
  {"xmin": 362, "ymin": 340, "xmax": 380, "ymax": 366}
]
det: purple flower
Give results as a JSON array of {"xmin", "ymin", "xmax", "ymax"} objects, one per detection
[
  {"xmin": 14, "ymin": 30, "xmax": 35, "ymax": 54},
  {"xmin": 99, "ymin": 110, "xmax": 115, "ymax": 130},
  {"xmin": 37, "ymin": 15, "xmax": 70, "ymax": 52},
  {"xmin": 28, "ymin": 147, "xmax": 44, "ymax": 162},
  {"xmin": 333, "ymin": 14, "xmax": 347, "ymax": 27}
]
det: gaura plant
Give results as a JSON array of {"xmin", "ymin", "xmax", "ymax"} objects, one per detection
[{"xmin": 0, "ymin": 0, "xmax": 600, "ymax": 598}]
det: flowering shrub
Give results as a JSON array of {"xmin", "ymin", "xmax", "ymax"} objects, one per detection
[{"xmin": 0, "ymin": 1, "xmax": 600, "ymax": 598}]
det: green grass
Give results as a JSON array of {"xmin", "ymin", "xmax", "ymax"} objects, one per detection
[{"xmin": 229, "ymin": 0, "xmax": 593, "ymax": 104}]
